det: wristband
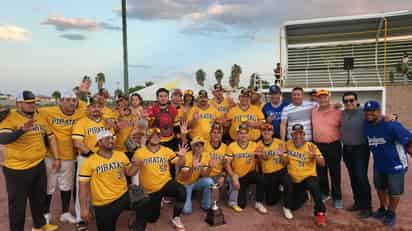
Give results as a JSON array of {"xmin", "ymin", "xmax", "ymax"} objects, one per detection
[{"xmin": 81, "ymin": 150, "xmax": 93, "ymax": 157}]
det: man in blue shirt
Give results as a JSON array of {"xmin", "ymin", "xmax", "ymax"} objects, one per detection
[
  {"xmin": 262, "ymin": 85, "xmax": 289, "ymax": 138},
  {"xmin": 364, "ymin": 100, "xmax": 412, "ymax": 228}
]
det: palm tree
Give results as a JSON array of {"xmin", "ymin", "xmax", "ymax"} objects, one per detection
[
  {"xmin": 214, "ymin": 69, "xmax": 224, "ymax": 85},
  {"xmin": 145, "ymin": 81, "xmax": 154, "ymax": 87},
  {"xmin": 51, "ymin": 91, "xmax": 61, "ymax": 104},
  {"xmin": 195, "ymin": 69, "xmax": 206, "ymax": 87},
  {"xmin": 114, "ymin": 89, "xmax": 123, "ymax": 97},
  {"xmin": 230, "ymin": 64, "xmax": 242, "ymax": 89},
  {"xmin": 95, "ymin": 72, "xmax": 106, "ymax": 90}
]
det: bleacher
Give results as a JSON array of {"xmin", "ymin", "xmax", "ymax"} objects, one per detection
[{"xmin": 283, "ymin": 11, "xmax": 412, "ymax": 88}]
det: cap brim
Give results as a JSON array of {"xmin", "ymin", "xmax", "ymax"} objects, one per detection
[
  {"xmin": 191, "ymin": 140, "xmax": 205, "ymax": 146},
  {"xmin": 17, "ymin": 99, "xmax": 36, "ymax": 103}
]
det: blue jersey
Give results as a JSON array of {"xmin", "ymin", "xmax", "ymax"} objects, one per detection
[
  {"xmin": 364, "ymin": 119, "xmax": 412, "ymax": 174},
  {"xmin": 262, "ymin": 101, "xmax": 289, "ymax": 137}
]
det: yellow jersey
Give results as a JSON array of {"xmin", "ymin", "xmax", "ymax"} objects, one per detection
[
  {"xmin": 133, "ymin": 146, "xmax": 177, "ymax": 194},
  {"xmin": 177, "ymin": 151, "xmax": 210, "ymax": 185},
  {"xmin": 257, "ymin": 139, "xmax": 285, "ymax": 174},
  {"xmin": 226, "ymin": 105, "xmax": 265, "ymax": 141},
  {"xmin": 187, "ymin": 105, "xmax": 223, "ymax": 140},
  {"xmin": 204, "ymin": 142, "xmax": 227, "ymax": 177},
  {"xmin": 38, "ymin": 106, "xmax": 86, "ymax": 160},
  {"xmin": 285, "ymin": 140, "xmax": 322, "ymax": 183},
  {"xmin": 226, "ymin": 141, "xmax": 257, "ymax": 178},
  {"xmin": 0, "ymin": 110, "xmax": 53, "ymax": 170},
  {"xmin": 114, "ymin": 114, "xmax": 134, "ymax": 152},
  {"xmin": 72, "ymin": 117, "xmax": 112, "ymax": 153},
  {"xmin": 102, "ymin": 106, "xmax": 118, "ymax": 120},
  {"xmin": 79, "ymin": 151, "xmax": 129, "ymax": 206},
  {"xmin": 209, "ymin": 97, "xmax": 232, "ymax": 115}
]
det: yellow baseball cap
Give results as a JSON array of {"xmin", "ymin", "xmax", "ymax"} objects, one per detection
[
  {"xmin": 190, "ymin": 136, "xmax": 205, "ymax": 146},
  {"xmin": 316, "ymin": 89, "xmax": 329, "ymax": 96}
]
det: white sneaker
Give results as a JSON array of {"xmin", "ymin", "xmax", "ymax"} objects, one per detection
[
  {"xmin": 255, "ymin": 202, "xmax": 268, "ymax": 214},
  {"xmin": 60, "ymin": 212, "xmax": 77, "ymax": 224},
  {"xmin": 282, "ymin": 207, "xmax": 294, "ymax": 220},
  {"xmin": 44, "ymin": 213, "xmax": 51, "ymax": 224},
  {"xmin": 170, "ymin": 216, "xmax": 185, "ymax": 231}
]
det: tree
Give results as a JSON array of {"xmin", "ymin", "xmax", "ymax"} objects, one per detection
[
  {"xmin": 51, "ymin": 91, "xmax": 61, "ymax": 103},
  {"xmin": 128, "ymin": 85, "xmax": 146, "ymax": 94},
  {"xmin": 195, "ymin": 69, "xmax": 206, "ymax": 87},
  {"xmin": 145, "ymin": 81, "xmax": 154, "ymax": 87},
  {"xmin": 214, "ymin": 69, "xmax": 224, "ymax": 85},
  {"xmin": 230, "ymin": 64, "xmax": 242, "ymax": 89},
  {"xmin": 114, "ymin": 89, "xmax": 124, "ymax": 97},
  {"xmin": 95, "ymin": 72, "xmax": 106, "ymax": 90}
]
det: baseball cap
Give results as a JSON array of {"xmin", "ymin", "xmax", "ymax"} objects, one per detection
[
  {"xmin": 213, "ymin": 83, "xmax": 224, "ymax": 91},
  {"xmin": 146, "ymin": 127, "xmax": 161, "ymax": 137},
  {"xmin": 237, "ymin": 123, "xmax": 249, "ymax": 132},
  {"xmin": 269, "ymin": 85, "xmax": 281, "ymax": 94},
  {"xmin": 191, "ymin": 136, "xmax": 205, "ymax": 146},
  {"xmin": 310, "ymin": 89, "xmax": 317, "ymax": 95},
  {"xmin": 61, "ymin": 90, "xmax": 77, "ymax": 99},
  {"xmin": 261, "ymin": 123, "xmax": 273, "ymax": 130},
  {"xmin": 198, "ymin": 90, "xmax": 208, "ymax": 98},
  {"xmin": 87, "ymin": 96, "xmax": 98, "ymax": 105},
  {"xmin": 292, "ymin": 124, "xmax": 304, "ymax": 132},
  {"xmin": 16, "ymin": 90, "xmax": 36, "ymax": 103},
  {"xmin": 364, "ymin": 100, "xmax": 381, "ymax": 111},
  {"xmin": 240, "ymin": 88, "xmax": 251, "ymax": 97},
  {"xmin": 96, "ymin": 130, "xmax": 113, "ymax": 144},
  {"xmin": 172, "ymin": 89, "xmax": 183, "ymax": 96},
  {"xmin": 184, "ymin": 89, "xmax": 194, "ymax": 96},
  {"xmin": 316, "ymin": 89, "xmax": 329, "ymax": 96}
]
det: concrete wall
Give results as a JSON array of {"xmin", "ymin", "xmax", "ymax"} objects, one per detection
[{"xmin": 385, "ymin": 85, "xmax": 412, "ymax": 129}]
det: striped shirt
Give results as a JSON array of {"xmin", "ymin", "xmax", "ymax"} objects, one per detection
[{"xmin": 281, "ymin": 101, "xmax": 316, "ymax": 141}]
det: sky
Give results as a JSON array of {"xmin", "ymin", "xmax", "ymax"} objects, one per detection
[{"xmin": 0, "ymin": 0, "xmax": 411, "ymax": 96}]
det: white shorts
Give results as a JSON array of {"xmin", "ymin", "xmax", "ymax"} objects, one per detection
[{"xmin": 45, "ymin": 157, "xmax": 75, "ymax": 194}]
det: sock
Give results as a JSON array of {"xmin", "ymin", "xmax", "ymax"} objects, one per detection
[{"xmin": 61, "ymin": 190, "xmax": 72, "ymax": 213}]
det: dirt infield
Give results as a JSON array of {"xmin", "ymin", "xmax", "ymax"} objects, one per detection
[{"xmin": 0, "ymin": 145, "xmax": 411, "ymax": 231}]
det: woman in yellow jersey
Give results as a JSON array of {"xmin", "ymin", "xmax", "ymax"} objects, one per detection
[
  {"xmin": 0, "ymin": 91, "xmax": 59, "ymax": 231},
  {"xmin": 257, "ymin": 123, "xmax": 293, "ymax": 220},
  {"xmin": 177, "ymin": 136, "xmax": 215, "ymax": 214},
  {"xmin": 283, "ymin": 124, "xmax": 327, "ymax": 226},
  {"xmin": 225, "ymin": 123, "xmax": 267, "ymax": 214},
  {"xmin": 79, "ymin": 130, "xmax": 140, "ymax": 231}
]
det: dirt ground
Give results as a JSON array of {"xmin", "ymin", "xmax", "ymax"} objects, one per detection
[{"xmin": 0, "ymin": 145, "xmax": 411, "ymax": 231}]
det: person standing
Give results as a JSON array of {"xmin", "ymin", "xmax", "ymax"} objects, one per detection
[
  {"xmin": 38, "ymin": 91, "xmax": 86, "ymax": 224},
  {"xmin": 262, "ymin": 85, "xmax": 289, "ymax": 138},
  {"xmin": 311, "ymin": 89, "xmax": 343, "ymax": 208},
  {"xmin": 79, "ymin": 130, "xmax": 140, "ymax": 231},
  {"xmin": 364, "ymin": 101, "xmax": 412, "ymax": 227},
  {"xmin": 0, "ymin": 91, "xmax": 59, "ymax": 231},
  {"xmin": 340, "ymin": 92, "xmax": 372, "ymax": 218}
]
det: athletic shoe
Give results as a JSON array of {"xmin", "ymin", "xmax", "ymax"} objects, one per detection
[
  {"xmin": 231, "ymin": 205, "xmax": 243, "ymax": 213},
  {"xmin": 44, "ymin": 213, "xmax": 51, "ymax": 224},
  {"xmin": 333, "ymin": 200, "xmax": 343, "ymax": 209},
  {"xmin": 170, "ymin": 217, "xmax": 185, "ymax": 231},
  {"xmin": 32, "ymin": 224, "xmax": 59, "ymax": 231},
  {"xmin": 60, "ymin": 212, "xmax": 77, "ymax": 224},
  {"xmin": 282, "ymin": 207, "xmax": 293, "ymax": 220},
  {"xmin": 321, "ymin": 194, "xmax": 331, "ymax": 203},
  {"xmin": 358, "ymin": 209, "xmax": 372, "ymax": 219},
  {"xmin": 383, "ymin": 211, "xmax": 396, "ymax": 227},
  {"xmin": 254, "ymin": 202, "xmax": 268, "ymax": 214},
  {"xmin": 316, "ymin": 212, "xmax": 326, "ymax": 226},
  {"xmin": 75, "ymin": 221, "xmax": 89, "ymax": 231},
  {"xmin": 372, "ymin": 207, "xmax": 387, "ymax": 220},
  {"xmin": 346, "ymin": 204, "xmax": 361, "ymax": 212}
]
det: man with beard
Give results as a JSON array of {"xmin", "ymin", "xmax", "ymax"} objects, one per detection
[{"xmin": 0, "ymin": 90, "xmax": 59, "ymax": 231}]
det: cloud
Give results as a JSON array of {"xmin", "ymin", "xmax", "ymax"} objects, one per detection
[
  {"xmin": 42, "ymin": 15, "xmax": 121, "ymax": 32},
  {"xmin": 0, "ymin": 25, "xmax": 31, "ymax": 42},
  {"xmin": 60, "ymin": 33, "xmax": 86, "ymax": 40},
  {"xmin": 118, "ymin": 0, "xmax": 412, "ymax": 40},
  {"xmin": 129, "ymin": 64, "xmax": 152, "ymax": 69}
]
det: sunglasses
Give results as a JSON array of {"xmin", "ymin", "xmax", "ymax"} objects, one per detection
[
  {"xmin": 343, "ymin": 99, "xmax": 355, "ymax": 104},
  {"xmin": 261, "ymin": 124, "xmax": 273, "ymax": 130},
  {"xmin": 147, "ymin": 128, "xmax": 161, "ymax": 136}
]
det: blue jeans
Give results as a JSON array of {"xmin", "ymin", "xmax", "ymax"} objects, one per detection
[
  {"xmin": 342, "ymin": 144, "xmax": 371, "ymax": 209},
  {"xmin": 182, "ymin": 177, "xmax": 214, "ymax": 214}
]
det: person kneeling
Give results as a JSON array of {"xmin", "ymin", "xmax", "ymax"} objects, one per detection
[
  {"xmin": 177, "ymin": 136, "xmax": 215, "ymax": 214},
  {"xmin": 79, "ymin": 130, "xmax": 141, "ymax": 231},
  {"xmin": 283, "ymin": 124, "xmax": 327, "ymax": 226}
]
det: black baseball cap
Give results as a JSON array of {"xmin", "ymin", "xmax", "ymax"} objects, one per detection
[
  {"xmin": 292, "ymin": 124, "xmax": 304, "ymax": 132},
  {"xmin": 198, "ymin": 90, "xmax": 208, "ymax": 98},
  {"xmin": 16, "ymin": 90, "xmax": 36, "ymax": 103},
  {"xmin": 213, "ymin": 83, "xmax": 223, "ymax": 91},
  {"xmin": 269, "ymin": 85, "xmax": 281, "ymax": 94}
]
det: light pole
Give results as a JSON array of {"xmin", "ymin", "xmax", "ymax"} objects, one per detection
[{"xmin": 121, "ymin": 0, "xmax": 129, "ymax": 95}]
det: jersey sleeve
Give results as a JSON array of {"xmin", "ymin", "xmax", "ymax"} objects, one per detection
[
  {"xmin": 226, "ymin": 108, "xmax": 235, "ymax": 121},
  {"xmin": 391, "ymin": 122, "xmax": 412, "ymax": 146},
  {"xmin": 166, "ymin": 147, "xmax": 178, "ymax": 164},
  {"xmin": 72, "ymin": 120, "xmax": 85, "ymax": 141},
  {"xmin": 0, "ymin": 113, "xmax": 16, "ymax": 133},
  {"xmin": 255, "ymin": 108, "xmax": 265, "ymax": 121},
  {"xmin": 186, "ymin": 107, "xmax": 195, "ymax": 122},
  {"xmin": 79, "ymin": 159, "xmax": 92, "ymax": 182},
  {"xmin": 280, "ymin": 106, "xmax": 289, "ymax": 121},
  {"xmin": 225, "ymin": 144, "xmax": 234, "ymax": 161}
]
